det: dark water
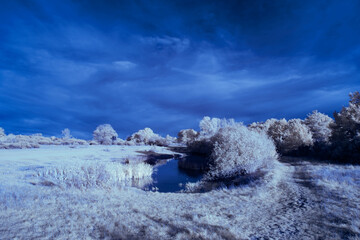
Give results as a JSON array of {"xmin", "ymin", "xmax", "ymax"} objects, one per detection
[{"xmin": 144, "ymin": 159, "xmax": 203, "ymax": 193}]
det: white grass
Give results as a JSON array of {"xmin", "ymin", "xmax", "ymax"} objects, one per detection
[{"xmin": 34, "ymin": 162, "xmax": 153, "ymax": 190}]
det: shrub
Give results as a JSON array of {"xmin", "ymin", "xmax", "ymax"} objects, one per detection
[
  {"xmin": 185, "ymin": 117, "xmax": 278, "ymax": 179},
  {"xmin": 165, "ymin": 134, "xmax": 177, "ymax": 145},
  {"xmin": 267, "ymin": 118, "xmax": 313, "ymax": 154},
  {"xmin": 177, "ymin": 129, "xmax": 198, "ymax": 144},
  {"xmin": 248, "ymin": 118, "xmax": 278, "ymax": 134},
  {"xmin": 207, "ymin": 124, "xmax": 278, "ymax": 179},
  {"xmin": 186, "ymin": 117, "xmax": 236, "ymax": 156},
  {"xmin": 199, "ymin": 116, "xmax": 235, "ymax": 138},
  {"xmin": 127, "ymin": 128, "xmax": 173, "ymax": 146},
  {"xmin": 304, "ymin": 110, "xmax": 333, "ymax": 144},
  {"xmin": 93, "ymin": 124, "xmax": 118, "ymax": 145},
  {"xmin": 0, "ymin": 134, "xmax": 40, "ymax": 149}
]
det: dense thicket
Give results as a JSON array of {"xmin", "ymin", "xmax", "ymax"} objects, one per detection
[
  {"xmin": 182, "ymin": 117, "xmax": 278, "ymax": 179},
  {"xmin": 329, "ymin": 92, "xmax": 360, "ymax": 162}
]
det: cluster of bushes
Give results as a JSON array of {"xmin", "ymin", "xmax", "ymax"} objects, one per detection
[
  {"xmin": 0, "ymin": 124, "xmax": 178, "ymax": 149},
  {"xmin": 177, "ymin": 117, "xmax": 278, "ymax": 179},
  {"xmin": 0, "ymin": 128, "xmax": 88, "ymax": 149},
  {"xmin": 179, "ymin": 91, "xmax": 360, "ymax": 175},
  {"xmin": 91, "ymin": 124, "xmax": 176, "ymax": 147},
  {"xmin": 126, "ymin": 127, "xmax": 176, "ymax": 146},
  {"xmin": 249, "ymin": 92, "xmax": 360, "ymax": 162}
]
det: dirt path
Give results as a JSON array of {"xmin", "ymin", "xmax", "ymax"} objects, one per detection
[{"xmin": 252, "ymin": 157, "xmax": 360, "ymax": 239}]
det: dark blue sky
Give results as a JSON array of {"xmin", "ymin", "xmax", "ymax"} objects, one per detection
[{"xmin": 1, "ymin": 0, "xmax": 360, "ymax": 139}]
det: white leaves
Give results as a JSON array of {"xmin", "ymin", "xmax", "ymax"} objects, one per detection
[
  {"xmin": 177, "ymin": 129, "xmax": 198, "ymax": 144},
  {"xmin": 209, "ymin": 124, "xmax": 278, "ymax": 179},
  {"xmin": 93, "ymin": 124, "xmax": 118, "ymax": 145},
  {"xmin": 61, "ymin": 128, "xmax": 72, "ymax": 139},
  {"xmin": 199, "ymin": 116, "xmax": 236, "ymax": 138},
  {"xmin": 127, "ymin": 128, "xmax": 175, "ymax": 146},
  {"xmin": 304, "ymin": 110, "xmax": 333, "ymax": 143},
  {"xmin": 265, "ymin": 118, "xmax": 313, "ymax": 154}
]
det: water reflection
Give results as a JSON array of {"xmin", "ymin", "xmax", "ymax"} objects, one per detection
[{"xmin": 142, "ymin": 159, "xmax": 203, "ymax": 193}]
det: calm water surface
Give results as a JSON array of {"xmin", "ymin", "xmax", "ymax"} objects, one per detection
[{"xmin": 144, "ymin": 159, "xmax": 203, "ymax": 192}]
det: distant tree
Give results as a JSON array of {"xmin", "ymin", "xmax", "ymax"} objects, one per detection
[
  {"xmin": 61, "ymin": 128, "xmax": 72, "ymax": 139},
  {"xmin": 304, "ymin": 110, "xmax": 333, "ymax": 144},
  {"xmin": 248, "ymin": 118, "xmax": 278, "ymax": 133},
  {"xmin": 350, "ymin": 91, "xmax": 360, "ymax": 105},
  {"xmin": 330, "ymin": 91, "xmax": 360, "ymax": 161},
  {"xmin": 177, "ymin": 129, "xmax": 198, "ymax": 144},
  {"xmin": 186, "ymin": 117, "xmax": 235, "ymax": 156},
  {"xmin": 93, "ymin": 124, "xmax": 118, "ymax": 145},
  {"xmin": 127, "ymin": 128, "xmax": 172, "ymax": 146},
  {"xmin": 165, "ymin": 134, "xmax": 177, "ymax": 144},
  {"xmin": 199, "ymin": 116, "xmax": 235, "ymax": 138},
  {"xmin": 0, "ymin": 127, "xmax": 5, "ymax": 137},
  {"xmin": 267, "ymin": 118, "xmax": 313, "ymax": 154}
]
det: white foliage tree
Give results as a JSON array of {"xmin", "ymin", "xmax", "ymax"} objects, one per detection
[
  {"xmin": 248, "ymin": 118, "xmax": 278, "ymax": 134},
  {"xmin": 0, "ymin": 127, "xmax": 5, "ymax": 137},
  {"xmin": 61, "ymin": 128, "xmax": 72, "ymax": 139},
  {"xmin": 165, "ymin": 134, "xmax": 177, "ymax": 145},
  {"xmin": 208, "ymin": 124, "xmax": 278, "ymax": 179},
  {"xmin": 267, "ymin": 118, "xmax": 313, "ymax": 154},
  {"xmin": 186, "ymin": 117, "xmax": 239, "ymax": 156},
  {"xmin": 127, "ymin": 128, "xmax": 172, "ymax": 146},
  {"xmin": 331, "ymin": 91, "xmax": 360, "ymax": 160},
  {"xmin": 199, "ymin": 116, "xmax": 235, "ymax": 138},
  {"xmin": 93, "ymin": 124, "xmax": 118, "ymax": 145},
  {"xmin": 177, "ymin": 129, "xmax": 198, "ymax": 144},
  {"xmin": 304, "ymin": 110, "xmax": 333, "ymax": 143}
]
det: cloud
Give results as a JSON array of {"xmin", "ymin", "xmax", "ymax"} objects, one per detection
[
  {"xmin": 0, "ymin": 0, "xmax": 360, "ymax": 138},
  {"xmin": 140, "ymin": 36, "xmax": 190, "ymax": 53},
  {"xmin": 113, "ymin": 61, "xmax": 137, "ymax": 70}
]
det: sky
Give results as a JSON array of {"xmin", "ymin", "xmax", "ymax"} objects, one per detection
[{"xmin": 1, "ymin": 0, "xmax": 360, "ymax": 139}]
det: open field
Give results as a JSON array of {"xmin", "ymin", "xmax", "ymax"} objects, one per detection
[{"xmin": 0, "ymin": 146, "xmax": 359, "ymax": 239}]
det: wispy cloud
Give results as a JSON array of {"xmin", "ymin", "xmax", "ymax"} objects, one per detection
[{"xmin": 113, "ymin": 61, "xmax": 137, "ymax": 70}]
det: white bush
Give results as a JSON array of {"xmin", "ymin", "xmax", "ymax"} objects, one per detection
[
  {"xmin": 177, "ymin": 129, "xmax": 198, "ymax": 144},
  {"xmin": 199, "ymin": 116, "xmax": 235, "ymax": 138},
  {"xmin": 93, "ymin": 124, "xmax": 118, "ymax": 145},
  {"xmin": 0, "ymin": 134, "xmax": 40, "ymax": 149},
  {"xmin": 0, "ymin": 130, "xmax": 87, "ymax": 149},
  {"xmin": 248, "ymin": 118, "xmax": 278, "ymax": 133},
  {"xmin": 304, "ymin": 110, "xmax": 333, "ymax": 143},
  {"xmin": 186, "ymin": 117, "xmax": 236, "ymax": 156},
  {"xmin": 207, "ymin": 124, "xmax": 278, "ymax": 179},
  {"xmin": 267, "ymin": 118, "xmax": 313, "ymax": 154},
  {"xmin": 127, "ymin": 128, "xmax": 173, "ymax": 146},
  {"xmin": 165, "ymin": 134, "xmax": 177, "ymax": 145}
]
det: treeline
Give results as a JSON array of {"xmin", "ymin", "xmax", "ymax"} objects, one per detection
[
  {"xmin": 1, "ymin": 91, "xmax": 359, "ymax": 170},
  {"xmin": 178, "ymin": 92, "xmax": 360, "ymax": 166}
]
